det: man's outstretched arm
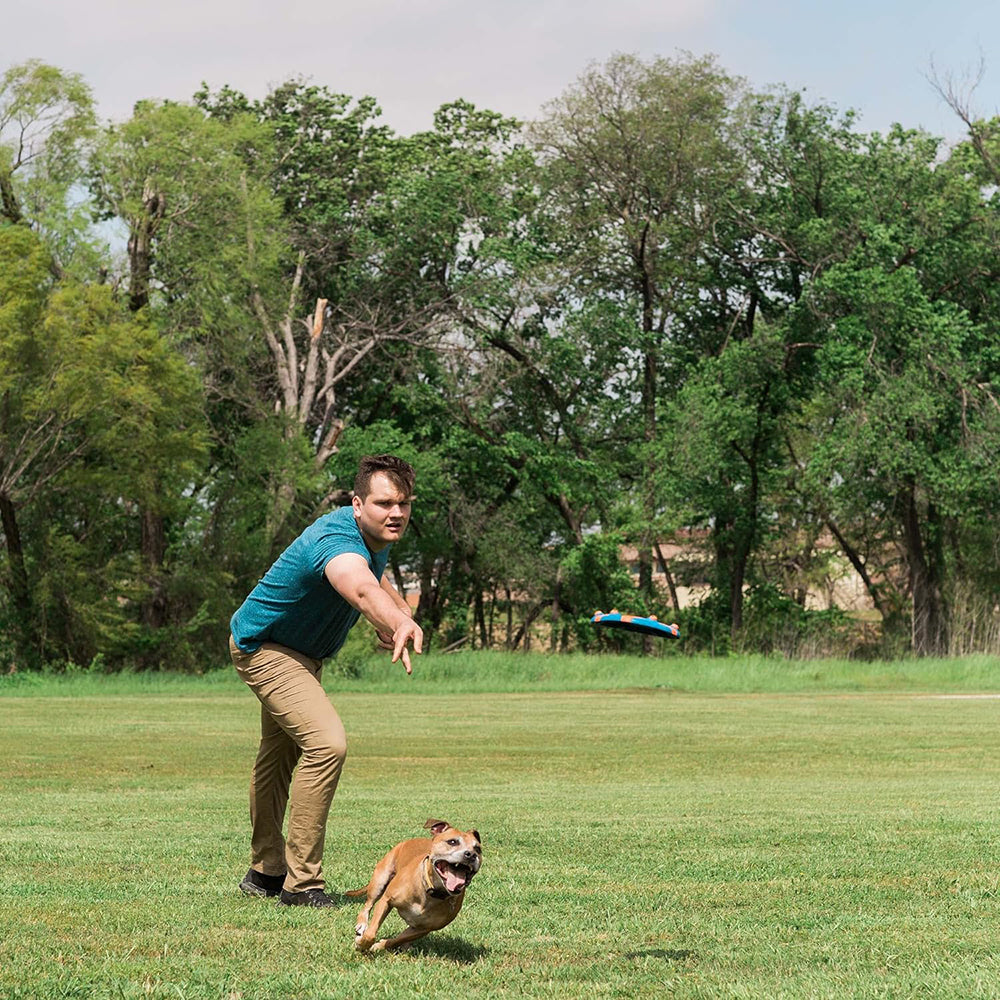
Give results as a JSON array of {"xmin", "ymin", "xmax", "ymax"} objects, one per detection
[{"xmin": 325, "ymin": 553, "xmax": 423, "ymax": 672}]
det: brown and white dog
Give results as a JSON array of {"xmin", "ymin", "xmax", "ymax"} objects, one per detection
[{"xmin": 347, "ymin": 819, "xmax": 482, "ymax": 953}]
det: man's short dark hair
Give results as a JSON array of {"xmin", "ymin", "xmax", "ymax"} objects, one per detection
[{"xmin": 354, "ymin": 454, "xmax": 416, "ymax": 500}]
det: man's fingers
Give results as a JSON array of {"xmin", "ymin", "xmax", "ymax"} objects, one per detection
[
  {"xmin": 391, "ymin": 621, "xmax": 422, "ymax": 674},
  {"xmin": 391, "ymin": 635, "xmax": 413, "ymax": 674},
  {"xmin": 392, "ymin": 628, "xmax": 413, "ymax": 665}
]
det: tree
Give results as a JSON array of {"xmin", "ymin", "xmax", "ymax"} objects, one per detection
[
  {"xmin": 530, "ymin": 52, "xmax": 747, "ymax": 602},
  {"xmin": 804, "ymin": 256, "xmax": 999, "ymax": 655},
  {"xmin": 745, "ymin": 105, "xmax": 1000, "ymax": 654},
  {"xmin": 0, "ymin": 61, "xmax": 96, "ymax": 272},
  {"xmin": 0, "ymin": 223, "xmax": 52, "ymax": 664},
  {"xmin": 90, "ymin": 99, "xmax": 278, "ymax": 626},
  {"xmin": 197, "ymin": 82, "xmax": 549, "ymax": 585},
  {"xmin": 0, "ymin": 223, "xmax": 207, "ymax": 668}
]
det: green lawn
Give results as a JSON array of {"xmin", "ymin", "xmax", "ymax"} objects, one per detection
[{"xmin": 2, "ymin": 658, "xmax": 1000, "ymax": 998}]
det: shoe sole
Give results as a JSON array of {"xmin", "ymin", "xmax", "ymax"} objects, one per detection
[{"xmin": 278, "ymin": 894, "xmax": 335, "ymax": 908}]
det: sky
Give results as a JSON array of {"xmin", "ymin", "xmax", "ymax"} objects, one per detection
[{"xmin": 5, "ymin": 0, "xmax": 999, "ymax": 144}]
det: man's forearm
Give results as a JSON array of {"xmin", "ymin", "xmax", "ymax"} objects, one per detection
[
  {"xmin": 353, "ymin": 580, "xmax": 412, "ymax": 635},
  {"xmin": 382, "ymin": 580, "xmax": 412, "ymax": 617}
]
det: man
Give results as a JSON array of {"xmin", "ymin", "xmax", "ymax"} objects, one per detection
[{"xmin": 228, "ymin": 454, "xmax": 422, "ymax": 908}]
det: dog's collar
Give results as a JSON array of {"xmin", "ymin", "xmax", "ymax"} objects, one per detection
[{"xmin": 422, "ymin": 856, "xmax": 449, "ymax": 899}]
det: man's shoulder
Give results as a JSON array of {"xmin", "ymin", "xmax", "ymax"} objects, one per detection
[
  {"xmin": 304, "ymin": 506, "xmax": 353, "ymax": 534},
  {"xmin": 305, "ymin": 507, "xmax": 368, "ymax": 556}
]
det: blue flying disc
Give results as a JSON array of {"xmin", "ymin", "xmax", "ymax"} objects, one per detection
[{"xmin": 591, "ymin": 611, "xmax": 680, "ymax": 638}]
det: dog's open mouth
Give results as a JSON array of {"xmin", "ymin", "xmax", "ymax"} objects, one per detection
[{"xmin": 434, "ymin": 860, "xmax": 473, "ymax": 894}]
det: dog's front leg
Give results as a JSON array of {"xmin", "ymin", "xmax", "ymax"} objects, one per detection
[
  {"xmin": 373, "ymin": 925, "xmax": 433, "ymax": 952},
  {"xmin": 354, "ymin": 856, "xmax": 396, "ymax": 939},
  {"xmin": 355, "ymin": 896, "xmax": 393, "ymax": 952}
]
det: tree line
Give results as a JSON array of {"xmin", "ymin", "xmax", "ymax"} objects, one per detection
[{"xmin": 1, "ymin": 54, "xmax": 999, "ymax": 670}]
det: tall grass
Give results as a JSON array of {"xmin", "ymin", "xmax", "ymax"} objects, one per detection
[
  {"xmin": 946, "ymin": 581, "xmax": 1000, "ymax": 657},
  {"xmin": 3, "ymin": 649, "xmax": 1000, "ymax": 698}
]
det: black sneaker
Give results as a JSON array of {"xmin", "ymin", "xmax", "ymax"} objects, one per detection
[
  {"xmin": 239, "ymin": 868, "xmax": 286, "ymax": 898},
  {"xmin": 278, "ymin": 888, "xmax": 335, "ymax": 908}
]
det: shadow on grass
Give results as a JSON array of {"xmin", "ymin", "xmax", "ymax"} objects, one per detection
[
  {"xmin": 625, "ymin": 948, "xmax": 696, "ymax": 962},
  {"xmin": 407, "ymin": 936, "xmax": 488, "ymax": 963},
  {"xmin": 329, "ymin": 892, "xmax": 363, "ymax": 907},
  {"xmin": 327, "ymin": 895, "xmax": 486, "ymax": 963}
]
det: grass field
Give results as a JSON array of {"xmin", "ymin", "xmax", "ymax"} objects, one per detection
[{"xmin": 2, "ymin": 653, "xmax": 1000, "ymax": 998}]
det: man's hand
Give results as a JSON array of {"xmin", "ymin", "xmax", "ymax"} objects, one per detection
[
  {"xmin": 374, "ymin": 628, "xmax": 394, "ymax": 651},
  {"xmin": 391, "ymin": 619, "xmax": 423, "ymax": 675}
]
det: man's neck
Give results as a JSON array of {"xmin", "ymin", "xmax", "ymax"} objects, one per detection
[{"xmin": 358, "ymin": 524, "xmax": 388, "ymax": 553}]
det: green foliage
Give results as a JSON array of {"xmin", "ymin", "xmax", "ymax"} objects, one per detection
[
  {"xmin": 736, "ymin": 583, "xmax": 851, "ymax": 657},
  {"xmin": 0, "ymin": 60, "xmax": 97, "ymax": 270},
  {"xmin": 0, "ymin": 221, "xmax": 210, "ymax": 669},
  {"xmin": 558, "ymin": 532, "xmax": 638, "ymax": 648},
  {"xmin": 3, "ymin": 54, "xmax": 1000, "ymax": 669},
  {"xmin": 0, "ymin": 222, "xmax": 51, "ymax": 370}
]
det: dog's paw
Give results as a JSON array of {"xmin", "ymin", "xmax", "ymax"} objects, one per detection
[{"xmin": 355, "ymin": 935, "xmax": 377, "ymax": 953}]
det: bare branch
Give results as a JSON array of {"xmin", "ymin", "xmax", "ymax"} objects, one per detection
[{"xmin": 927, "ymin": 54, "xmax": 1000, "ymax": 186}]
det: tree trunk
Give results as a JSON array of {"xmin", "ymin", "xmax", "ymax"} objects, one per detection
[
  {"xmin": 714, "ymin": 519, "xmax": 752, "ymax": 641},
  {"xmin": 505, "ymin": 586, "xmax": 513, "ymax": 648},
  {"xmin": 389, "ymin": 551, "xmax": 407, "ymax": 603},
  {"xmin": 549, "ymin": 493, "xmax": 584, "ymax": 546},
  {"xmin": 127, "ymin": 222, "xmax": 152, "ymax": 311},
  {"xmin": 127, "ymin": 180, "xmax": 164, "ymax": 313},
  {"xmin": 824, "ymin": 518, "xmax": 892, "ymax": 622},
  {"xmin": 128, "ymin": 180, "xmax": 169, "ymax": 634},
  {"xmin": 901, "ymin": 482, "xmax": 947, "ymax": 656},
  {"xmin": 510, "ymin": 601, "xmax": 545, "ymax": 651},
  {"xmin": 638, "ymin": 348, "xmax": 656, "ymax": 599},
  {"xmin": 727, "ymin": 493, "xmax": 756, "ymax": 641},
  {"xmin": 730, "ymin": 544, "xmax": 748, "ymax": 635},
  {"xmin": 416, "ymin": 554, "xmax": 448, "ymax": 647},
  {"xmin": 474, "ymin": 583, "xmax": 487, "ymax": 649},
  {"xmin": 713, "ymin": 522, "xmax": 734, "ymax": 631},
  {"xmin": 654, "ymin": 541, "xmax": 680, "ymax": 611},
  {"xmin": 637, "ymin": 233, "xmax": 657, "ymax": 601},
  {"xmin": 0, "ymin": 492, "xmax": 37, "ymax": 667},
  {"xmin": 0, "ymin": 169, "xmax": 22, "ymax": 224},
  {"xmin": 728, "ymin": 393, "xmax": 767, "ymax": 642},
  {"xmin": 549, "ymin": 566, "xmax": 562, "ymax": 651},
  {"xmin": 140, "ymin": 507, "xmax": 168, "ymax": 630},
  {"xmin": 265, "ymin": 424, "xmax": 300, "ymax": 558}
]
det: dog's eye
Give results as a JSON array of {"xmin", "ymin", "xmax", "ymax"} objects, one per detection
[{"xmin": 447, "ymin": 839, "xmax": 459, "ymax": 846}]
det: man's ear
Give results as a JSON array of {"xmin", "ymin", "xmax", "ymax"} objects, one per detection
[{"xmin": 352, "ymin": 494, "xmax": 363, "ymax": 515}]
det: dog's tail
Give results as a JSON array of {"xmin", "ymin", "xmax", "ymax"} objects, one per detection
[{"xmin": 343, "ymin": 886, "xmax": 368, "ymax": 898}]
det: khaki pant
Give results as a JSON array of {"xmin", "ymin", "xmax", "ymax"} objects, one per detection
[{"xmin": 229, "ymin": 636, "xmax": 347, "ymax": 893}]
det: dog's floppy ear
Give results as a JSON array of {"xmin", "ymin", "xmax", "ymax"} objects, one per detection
[
  {"xmin": 424, "ymin": 818, "xmax": 450, "ymax": 835},
  {"xmin": 472, "ymin": 830, "xmax": 481, "ymax": 843}
]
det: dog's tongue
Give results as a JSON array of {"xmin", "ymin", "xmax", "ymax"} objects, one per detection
[{"xmin": 439, "ymin": 862, "xmax": 467, "ymax": 892}]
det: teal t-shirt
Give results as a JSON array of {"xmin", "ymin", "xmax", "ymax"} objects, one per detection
[{"xmin": 230, "ymin": 506, "xmax": 391, "ymax": 660}]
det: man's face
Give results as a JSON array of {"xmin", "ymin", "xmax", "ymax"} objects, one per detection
[{"xmin": 352, "ymin": 471, "xmax": 412, "ymax": 550}]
